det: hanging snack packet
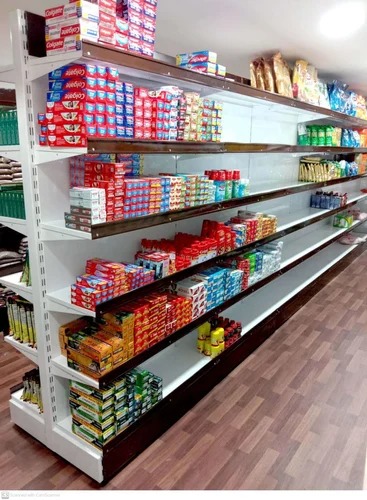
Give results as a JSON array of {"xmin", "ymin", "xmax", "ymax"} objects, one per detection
[
  {"xmin": 263, "ymin": 58, "xmax": 275, "ymax": 93},
  {"xmin": 250, "ymin": 61, "xmax": 257, "ymax": 88},
  {"xmin": 292, "ymin": 59, "xmax": 308, "ymax": 100},
  {"xmin": 318, "ymin": 81, "xmax": 330, "ymax": 109},
  {"xmin": 254, "ymin": 59, "xmax": 265, "ymax": 90},
  {"xmin": 272, "ymin": 52, "xmax": 293, "ymax": 98}
]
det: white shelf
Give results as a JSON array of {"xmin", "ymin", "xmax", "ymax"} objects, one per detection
[
  {"xmin": 53, "ymin": 415, "xmax": 103, "ymax": 483},
  {"xmin": 46, "ymin": 287, "xmax": 96, "ymax": 318},
  {"xmin": 278, "ymin": 193, "xmax": 367, "ymax": 232},
  {"xmin": 280, "ymin": 220, "xmax": 364, "ymax": 268},
  {"xmin": 0, "ymin": 215, "xmax": 27, "ymax": 235},
  {"xmin": 0, "ymin": 272, "xmax": 32, "ymax": 302},
  {"xmin": 9, "ymin": 389, "xmax": 46, "ymax": 445},
  {"xmin": 4, "ymin": 335, "xmax": 38, "ymax": 364},
  {"xmin": 0, "ymin": 63, "xmax": 15, "ymax": 83},
  {"xmin": 0, "ymin": 145, "xmax": 21, "ymax": 162},
  {"xmin": 34, "ymin": 146, "xmax": 87, "ymax": 165},
  {"xmin": 51, "ymin": 355, "xmax": 99, "ymax": 388},
  {"xmin": 41, "ymin": 220, "xmax": 92, "ymax": 241},
  {"xmin": 142, "ymin": 240, "xmax": 361, "ymax": 402}
]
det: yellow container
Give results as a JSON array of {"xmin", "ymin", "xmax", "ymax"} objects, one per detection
[
  {"xmin": 198, "ymin": 322, "xmax": 211, "ymax": 340},
  {"xmin": 197, "ymin": 339, "xmax": 205, "ymax": 353},
  {"xmin": 204, "ymin": 338, "xmax": 212, "ymax": 356},
  {"xmin": 211, "ymin": 344, "xmax": 221, "ymax": 359}
]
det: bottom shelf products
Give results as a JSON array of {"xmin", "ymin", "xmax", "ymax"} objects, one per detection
[
  {"xmin": 6, "ymin": 293, "xmax": 36, "ymax": 347},
  {"xmin": 59, "ymin": 241, "xmax": 284, "ymax": 380},
  {"xmin": 197, "ymin": 316, "xmax": 242, "ymax": 358},
  {"xmin": 21, "ymin": 368, "xmax": 43, "ymax": 413},
  {"xmin": 70, "ymin": 367, "xmax": 163, "ymax": 449}
]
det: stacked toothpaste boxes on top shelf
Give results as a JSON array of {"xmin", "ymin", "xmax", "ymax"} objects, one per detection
[
  {"xmin": 37, "ymin": 64, "xmax": 224, "ymax": 147},
  {"xmin": 45, "ymin": 0, "xmax": 157, "ymax": 57},
  {"xmin": 176, "ymin": 51, "xmax": 227, "ymax": 79}
]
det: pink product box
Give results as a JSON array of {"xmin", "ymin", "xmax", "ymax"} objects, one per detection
[
  {"xmin": 76, "ymin": 274, "xmax": 114, "ymax": 290},
  {"xmin": 121, "ymin": 0, "xmax": 144, "ymax": 14},
  {"xmin": 175, "ymin": 279, "xmax": 207, "ymax": 298},
  {"xmin": 99, "ymin": 10, "xmax": 116, "ymax": 28},
  {"xmin": 99, "ymin": 26, "xmax": 116, "ymax": 44},
  {"xmin": 45, "ymin": 1, "xmax": 99, "ymax": 25},
  {"xmin": 98, "ymin": 0, "xmax": 117, "ymax": 16}
]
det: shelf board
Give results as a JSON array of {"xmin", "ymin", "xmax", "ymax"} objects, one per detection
[
  {"xmin": 0, "ymin": 272, "xmax": 32, "ymax": 302},
  {"xmin": 0, "ymin": 263, "xmax": 23, "ymax": 278},
  {"xmin": 9, "ymin": 389, "xmax": 46, "ymax": 445},
  {"xmin": 87, "ymin": 140, "xmax": 367, "ymax": 155},
  {"xmin": 45, "ymin": 194, "xmax": 367, "ymax": 319},
  {"xmin": 4, "ymin": 335, "xmax": 38, "ymax": 364},
  {"xmin": 51, "ymin": 355, "xmax": 99, "ymax": 388},
  {"xmin": 26, "ymin": 37, "xmax": 367, "ymax": 130},
  {"xmin": 40, "ymin": 174, "xmax": 367, "ymax": 242},
  {"xmin": 0, "ymin": 145, "xmax": 21, "ymax": 162},
  {"xmin": 51, "ymin": 215, "xmax": 366, "ymax": 389},
  {"xmin": 0, "ymin": 64, "xmax": 15, "ymax": 84},
  {"xmin": 34, "ymin": 140, "xmax": 367, "ymax": 161},
  {"xmin": 0, "ymin": 215, "xmax": 27, "ymax": 235}
]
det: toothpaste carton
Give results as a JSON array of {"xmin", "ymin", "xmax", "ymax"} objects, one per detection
[
  {"xmin": 180, "ymin": 62, "xmax": 217, "ymax": 75},
  {"xmin": 46, "ymin": 100, "xmax": 86, "ymax": 113},
  {"xmin": 99, "ymin": 26, "xmax": 116, "ymax": 45},
  {"xmin": 49, "ymin": 64, "xmax": 97, "ymax": 80},
  {"xmin": 47, "ymin": 134, "xmax": 87, "ymax": 147},
  {"xmin": 98, "ymin": 0, "xmax": 117, "ymax": 16},
  {"xmin": 46, "ymin": 36, "xmax": 82, "ymax": 55},
  {"xmin": 45, "ymin": 1, "xmax": 99, "ymax": 25},
  {"xmin": 176, "ymin": 51, "xmax": 217, "ymax": 66},
  {"xmin": 45, "ymin": 19, "xmax": 99, "ymax": 41},
  {"xmin": 47, "ymin": 123, "xmax": 86, "ymax": 135},
  {"xmin": 38, "ymin": 111, "xmax": 85, "ymax": 124},
  {"xmin": 48, "ymin": 77, "xmax": 97, "ymax": 91},
  {"xmin": 216, "ymin": 64, "xmax": 226, "ymax": 78},
  {"xmin": 47, "ymin": 89, "xmax": 93, "ymax": 102}
]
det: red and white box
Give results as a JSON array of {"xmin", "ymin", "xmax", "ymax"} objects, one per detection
[
  {"xmin": 47, "ymin": 123, "xmax": 86, "ymax": 135},
  {"xmin": 38, "ymin": 112, "xmax": 84, "ymax": 124},
  {"xmin": 46, "ymin": 36, "xmax": 82, "ymax": 55},
  {"xmin": 99, "ymin": 26, "xmax": 116, "ymax": 45},
  {"xmin": 45, "ymin": 19, "xmax": 98, "ymax": 41},
  {"xmin": 98, "ymin": 0, "xmax": 117, "ymax": 16},
  {"xmin": 45, "ymin": 1, "xmax": 99, "ymax": 25},
  {"xmin": 46, "ymin": 100, "xmax": 86, "ymax": 113},
  {"xmin": 47, "ymin": 134, "xmax": 87, "ymax": 147}
]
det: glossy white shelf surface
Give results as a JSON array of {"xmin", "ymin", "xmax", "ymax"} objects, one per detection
[
  {"xmin": 0, "ymin": 215, "xmax": 27, "ymax": 235},
  {"xmin": 0, "ymin": 145, "xmax": 21, "ymax": 162},
  {"xmin": 46, "ymin": 287, "xmax": 96, "ymax": 318},
  {"xmin": 0, "ymin": 272, "xmax": 32, "ymax": 302},
  {"xmin": 51, "ymin": 355, "xmax": 99, "ymax": 388},
  {"xmin": 4, "ymin": 335, "xmax": 38, "ymax": 364},
  {"xmin": 9, "ymin": 389, "xmax": 46, "ymax": 445}
]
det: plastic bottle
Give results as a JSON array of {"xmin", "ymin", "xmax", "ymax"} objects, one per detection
[
  {"xmin": 311, "ymin": 126, "xmax": 318, "ymax": 146},
  {"xmin": 317, "ymin": 126, "xmax": 326, "ymax": 146},
  {"xmin": 232, "ymin": 170, "xmax": 240, "ymax": 198},
  {"xmin": 224, "ymin": 170, "xmax": 233, "ymax": 200},
  {"xmin": 238, "ymin": 178, "xmax": 248, "ymax": 198},
  {"xmin": 214, "ymin": 171, "xmax": 225, "ymax": 202}
]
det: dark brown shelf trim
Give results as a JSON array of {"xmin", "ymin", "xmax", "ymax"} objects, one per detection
[
  {"xmin": 96, "ymin": 196, "xmax": 363, "ymax": 316},
  {"xmin": 97, "ymin": 215, "xmax": 365, "ymax": 388},
  {"xmin": 91, "ymin": 174, "xmax": 367, "ymax": 239},
  {"xmin": 87, "ymin": 138, "xmax": 367, "ymax": 155},
  {"xmin": 0, "ymin": 263, "xmax": 23, "ymax": 278},
  {"xmin": 81, "ymin": 42, "xmax": 367, "ymax": 131},
  {"xmin": 102, "ymin": 242, "xmax": 366, "ymax": 477}
]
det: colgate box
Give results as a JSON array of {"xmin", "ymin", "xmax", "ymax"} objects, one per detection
[
  {"xmin": 38, "ymin": 111, "xmax": 85, "ymax": 124},
  {"xmin": 97, "ymin": 0, "xmax": 117, "ymax": 16},
  {"xmin": 121, "ymin": 0, "xmax": 144, "ymax": 14},
  {"xmin": 47, "ymin": 123, "xmax": 86, "ymax": 135},
  {"xmin": 48, "ymin": 77, "xmax": 97, "ymax": 91},
  {"xmin": 180, "ymin": 62, "xmax": 217, "ymax": 75},
  {"xmin": 49, "ymin": 64, "xmax": 97, "ymax": 80},
  {"xmin": 99, "ymin": 26, "xmax": 116, "ymax": 45},
  {"xmin": 47, "ymin": 133, "xmax": 87, "ymax": 147},
  {"xmin": 47, "ymin": 89, "xmax": 95, "ymax": 102},
  {"xmin": 45, "ymin": 19, "xmax": 98, "ymax": 41},
  {"xmin": 45, "ymin": 1, "xmax": 99, "ymax": 25},
  {"xmin": 46, "ymin": 36, "xmax": 82, "ymax": 55}
]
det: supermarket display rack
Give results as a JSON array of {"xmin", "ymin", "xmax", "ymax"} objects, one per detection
[{"xmin": 2, "ymin": 8, "xmax": 367, "ymax": 482}]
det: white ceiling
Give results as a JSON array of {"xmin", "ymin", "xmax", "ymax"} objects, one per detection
[{"xmin": 1, "ymin": 0, "xmax": 367, "ymax": 93}]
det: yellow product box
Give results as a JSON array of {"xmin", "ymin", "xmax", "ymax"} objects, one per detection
[
  {"xmin": 68, "ymin": 333, "xmax": 112, "ymax": 363},
  {"xmin": 93, "ymin": 330, "xmax": 124, "ymax": 354},
  {"xmin": 67, "ymin": 347, "xmax": 112, "ymax": 375}
]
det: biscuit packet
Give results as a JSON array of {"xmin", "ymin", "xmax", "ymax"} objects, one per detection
[
  {"xmin": 254, "ymin": 59, "xmax": 265, "ymax": 90},
  {"xmin": 272, "ymin": 52, "xmax": 293, "ymax": 97},
  {"xmin": 263, "ymin": 58, "xmax": 275, "ymax": 92}
]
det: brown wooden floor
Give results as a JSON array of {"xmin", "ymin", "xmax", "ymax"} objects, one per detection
[{"xmin": 2, "ymin": 250, "xmax": 367, "ymax": 489}]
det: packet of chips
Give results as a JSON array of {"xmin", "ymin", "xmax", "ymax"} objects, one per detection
[
  {"xmin": 272, "ymin": 52, "xmax": 293, "ymax": 98},
  {"xmin": 263, "ymin": 58, "xmax": 275, "ymax": 92}
]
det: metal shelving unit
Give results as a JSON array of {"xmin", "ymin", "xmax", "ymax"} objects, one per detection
[{"xmin": 3, "ymin": 8, "xmax": 367, "ymax": 483}]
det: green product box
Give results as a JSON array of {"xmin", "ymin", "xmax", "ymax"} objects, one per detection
[
  {"xmin": 71, "ymin": 407, "xmax": 115, "ymax": 432},
  {"xmin": 69, "ymin": 397, "xmax": 114, "ymax": 424},
  {"xmin": 333, "ymin": 213, "xmax": 353, "ymax": 228},
  {"xmin": 72, "ymin": 419, "xmax": 115, "ymax": 450},
  {"xmin": 70, "ymin": 387, "xmax": 114, "ymax": 413},
  {"xmin": 69, "ymin": 380, "xmax": 115, "ymax": 401}
]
